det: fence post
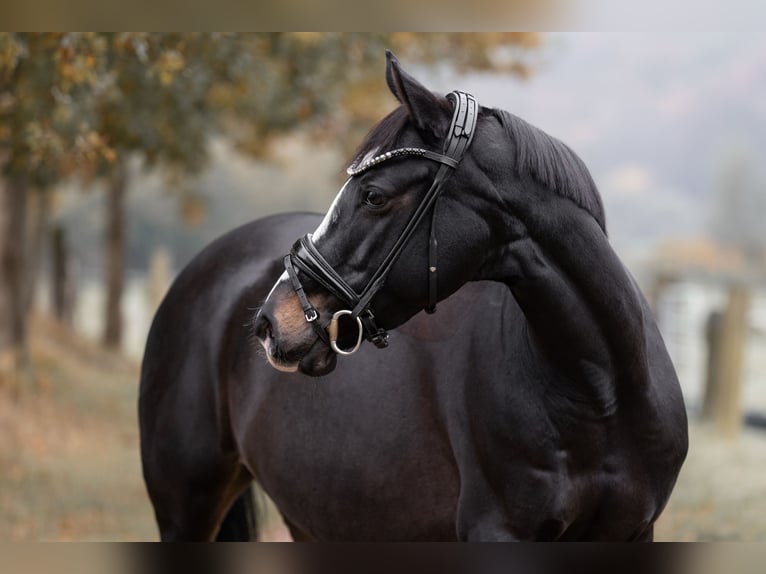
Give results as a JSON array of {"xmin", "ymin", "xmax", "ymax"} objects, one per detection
[
  {"xmin": 710, "ymin": 284, "xmax": 750, "ymax": 439},
  {"xmin": 148, "ymin": 247, "xmax": 172, "ymax": 313},
  {"xmin": 702, "ymin": 310, "xmax": 723, "ymax": 420}
]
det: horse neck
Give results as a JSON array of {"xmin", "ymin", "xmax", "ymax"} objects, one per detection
[{"xmin": 478, "ymin": 180, "xmax": 650, "ymax": 414}]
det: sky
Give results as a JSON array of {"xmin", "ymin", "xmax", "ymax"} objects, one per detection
[{"xmin": 429, "ymin": 32, "xmax": 766, "ymax": 263}]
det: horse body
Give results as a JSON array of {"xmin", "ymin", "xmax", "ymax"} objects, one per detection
[
  {"xmin": 140, "ymin": 53, "xmax": 687, "ymax": 541},
  {"xmin": 141, "ymin": 213, "xmax": 685, "ymax": 541}
]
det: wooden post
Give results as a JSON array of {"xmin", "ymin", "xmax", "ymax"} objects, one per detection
[
  {"xmin": 701, "ymin": 310, "xmax": 723, "ymax": 420},
  {"xmin": 147, "ymin": 247, "xmax": 172, "ymax": 313},
  {"xmin": 711, "ymin": 284, "xmax": 750, "ymax": 439},
  {"xmin": 647, "ymin": 270, "xmax": 672, "ymax": 314}
]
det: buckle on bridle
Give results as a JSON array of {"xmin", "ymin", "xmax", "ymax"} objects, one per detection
[
  {"xmin": 328, "ymin": 310, "xmax": 364, "ymax": 355},
  {"xmin": 369, "ymin": 330, "xmax": 389, "ymax": 348},
  {"xmin": 304, "ymin": 308, "xmax": 318, "ymax": 322}
]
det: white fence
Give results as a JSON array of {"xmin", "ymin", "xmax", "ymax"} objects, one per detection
[
  {"xmin": 657, "ymin": 281, "xmax": 766, "ymax": 414},
  {"xmin": 37, "ymin": 271, "xmax": 766, "ymax": 417}
]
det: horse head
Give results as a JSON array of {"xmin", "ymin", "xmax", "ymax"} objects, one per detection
[
  {"xmin": 254, "ymin": 50, "xmax": 607, "ymax": 377},
  {"xmin": 253, "ymin": 52, "xmax": 513, "ymax": 376}
]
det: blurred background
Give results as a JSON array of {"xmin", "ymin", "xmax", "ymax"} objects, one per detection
[{"xmin": 0, "ymin": 32, "xmax": 764, "ymax": 541}]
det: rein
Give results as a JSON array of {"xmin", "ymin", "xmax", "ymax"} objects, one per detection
[{"xmin": 284, "ymin": 90, "xmax": 478, "ymax": 355}]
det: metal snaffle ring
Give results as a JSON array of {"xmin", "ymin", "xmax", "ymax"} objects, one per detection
[{"xmin": 328, "ymin": 309, "xmax": 364, "ymax": 355}]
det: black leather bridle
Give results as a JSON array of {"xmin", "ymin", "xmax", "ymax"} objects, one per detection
[{"xmin": 283, "ymin": 90, "xmax": 478, "ymax": 355}]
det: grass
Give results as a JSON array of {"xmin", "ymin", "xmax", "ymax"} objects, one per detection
[
  {"xmin": 0, "ymin": 315, "xmax": 154, "ymax": 541},
  {"xmin": 0, "ymin": 315, "xmax": 289, "ymax": 541},
  {"xmin": 655, "ymin": 423, "xmax": 766, "ymax": 541}
]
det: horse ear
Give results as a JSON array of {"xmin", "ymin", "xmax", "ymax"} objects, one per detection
[{"xmin": 385, "ymin": 50, "xmax": 446, "ymax": 139}]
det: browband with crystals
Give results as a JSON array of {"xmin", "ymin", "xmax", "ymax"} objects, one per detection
[{"xmin": 348, "ymin": 147, "xmax": 458, "ymax": 176}]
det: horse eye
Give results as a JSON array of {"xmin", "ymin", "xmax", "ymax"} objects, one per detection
[{"xmin": 364, "ymin": 190, "xmax": 386, "ymax": 208}]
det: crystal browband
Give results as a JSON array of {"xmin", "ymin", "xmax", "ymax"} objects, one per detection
[{"xmin": 347, "ymin": 147, "xmax": 458, "ymax": 176}]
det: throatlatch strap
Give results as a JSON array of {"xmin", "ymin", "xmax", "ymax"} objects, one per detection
[{"xmin": 426, "ymin": 205, "xmax": 439, "ymax": 314}]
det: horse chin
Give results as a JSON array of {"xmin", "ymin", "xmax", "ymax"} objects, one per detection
[
  {"xmin": 298, "ymin": 340, "xmax": 338, "ymax": 377},
  {"xmin": 266, "ymin": 357, "xmax": 299, "ymax": 373}
]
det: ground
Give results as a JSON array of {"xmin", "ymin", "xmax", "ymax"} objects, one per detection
[
  {"xmin": 0, "ymin": 315, "xmax": 764, "ymax": 541},
  {"xmin": 0, "ymin": 315, "xmax": 288, "ymax": 541},
  {"xmin": 655, "ymin": 423, "xmax": 766, "ymax": 541},
  {"xmin": 0, "ymin": 316, "xmax": 155, "ymax": 541}
]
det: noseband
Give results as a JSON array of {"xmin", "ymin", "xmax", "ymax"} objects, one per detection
[{"xmin": 283, "ymin": 91, "xmax": 478, "ymax": 354}]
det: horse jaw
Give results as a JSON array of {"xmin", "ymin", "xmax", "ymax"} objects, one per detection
[{"xmin": 298, "ymin": 339, "xmax": 338, "ymax": 377}]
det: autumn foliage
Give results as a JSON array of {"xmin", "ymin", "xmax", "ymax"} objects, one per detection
[{"xmin": 0, "ymin": 33, "xmax": 539, "ymax": 369}]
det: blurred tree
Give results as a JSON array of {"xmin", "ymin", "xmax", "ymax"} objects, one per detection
[
  {"xmin": 0, "ymin": 33, "xmax": 108, "ymax": 376},
  {"xmin": 92, "ymin": 33, "xmax": 251, "ymax": 347},
  {"xmin": 0, "ymin": 33, "xmax": 540, "ymax": 363},
  {"xmin": 223, "ymin": 33, "xmax": 541, "ymax": 158}
]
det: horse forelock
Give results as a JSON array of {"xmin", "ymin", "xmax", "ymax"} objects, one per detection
[
  {"xmin": 347, "ymin": 106, "xmax": 410, "ymax": 172},
  {"xmin": 492, "ymin": 109, "xmax": 607, "ymax": 234}
]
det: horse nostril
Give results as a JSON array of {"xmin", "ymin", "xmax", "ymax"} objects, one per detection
[{"xmin": 254, "ymin": 312, "xmax": 273, "ymax": 341}]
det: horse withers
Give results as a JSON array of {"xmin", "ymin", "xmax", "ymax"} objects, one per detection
[{"xmin": 140, "ymin": 52, "xmax": 688, "ymax": 541}]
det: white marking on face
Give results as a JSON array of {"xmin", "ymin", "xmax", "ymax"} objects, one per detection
[
  {"xmin": 259, "ymin": 336, "xmax": 299, "ymax": 372},
  {"xmin": 313, "ymin": 178, "xmax": 351, "ymax": 242},
  {"xmin": 266, "ymin": 270, "xmax": 289, "ymax": 302},
  {"xmin": 358, "ymin": 146, "xmax": 380, "ymax": 167},
  {"xmin": 266, "ymin": 348, "xmax": 299, "ymax": 372},
  {"xmin": 268, "ymin": 359, "xmax": 299, "ymax": 373}
]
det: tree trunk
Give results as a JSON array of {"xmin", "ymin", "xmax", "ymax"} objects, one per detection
[
  {"xmin": 24, "ymin": 189, "xmax": 50, "ymax": 315},
  {"xmin": 51, "ymin": 224, "xmax": 75, "ymax": 325},
  {"xmin": 103, "ymin": 157, "xmax": 127, "ymax": 349},
  {"xmin": 0, "ymin": 171, "xmax": 30, "ymax": 379},
  {"xmin": 0, "ymin": 173, "xmax": 14, "ymax": 364},
  {"xmin": 8, "ymin": 177, "xmax": 28, "ymax": 350}
]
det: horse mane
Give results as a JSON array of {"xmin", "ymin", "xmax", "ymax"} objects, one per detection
[
  {"xmin": 492, "ymin": 109, "xmax": 606, "ymax": 233},
  {"xmin": 348, "ymin": 104, "xmax": 607, "ymax": 233}
]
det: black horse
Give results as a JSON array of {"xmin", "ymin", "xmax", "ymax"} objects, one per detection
[{"xmin": 139, "ymin": 53, "xmax": 688, "ymax": 541}]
